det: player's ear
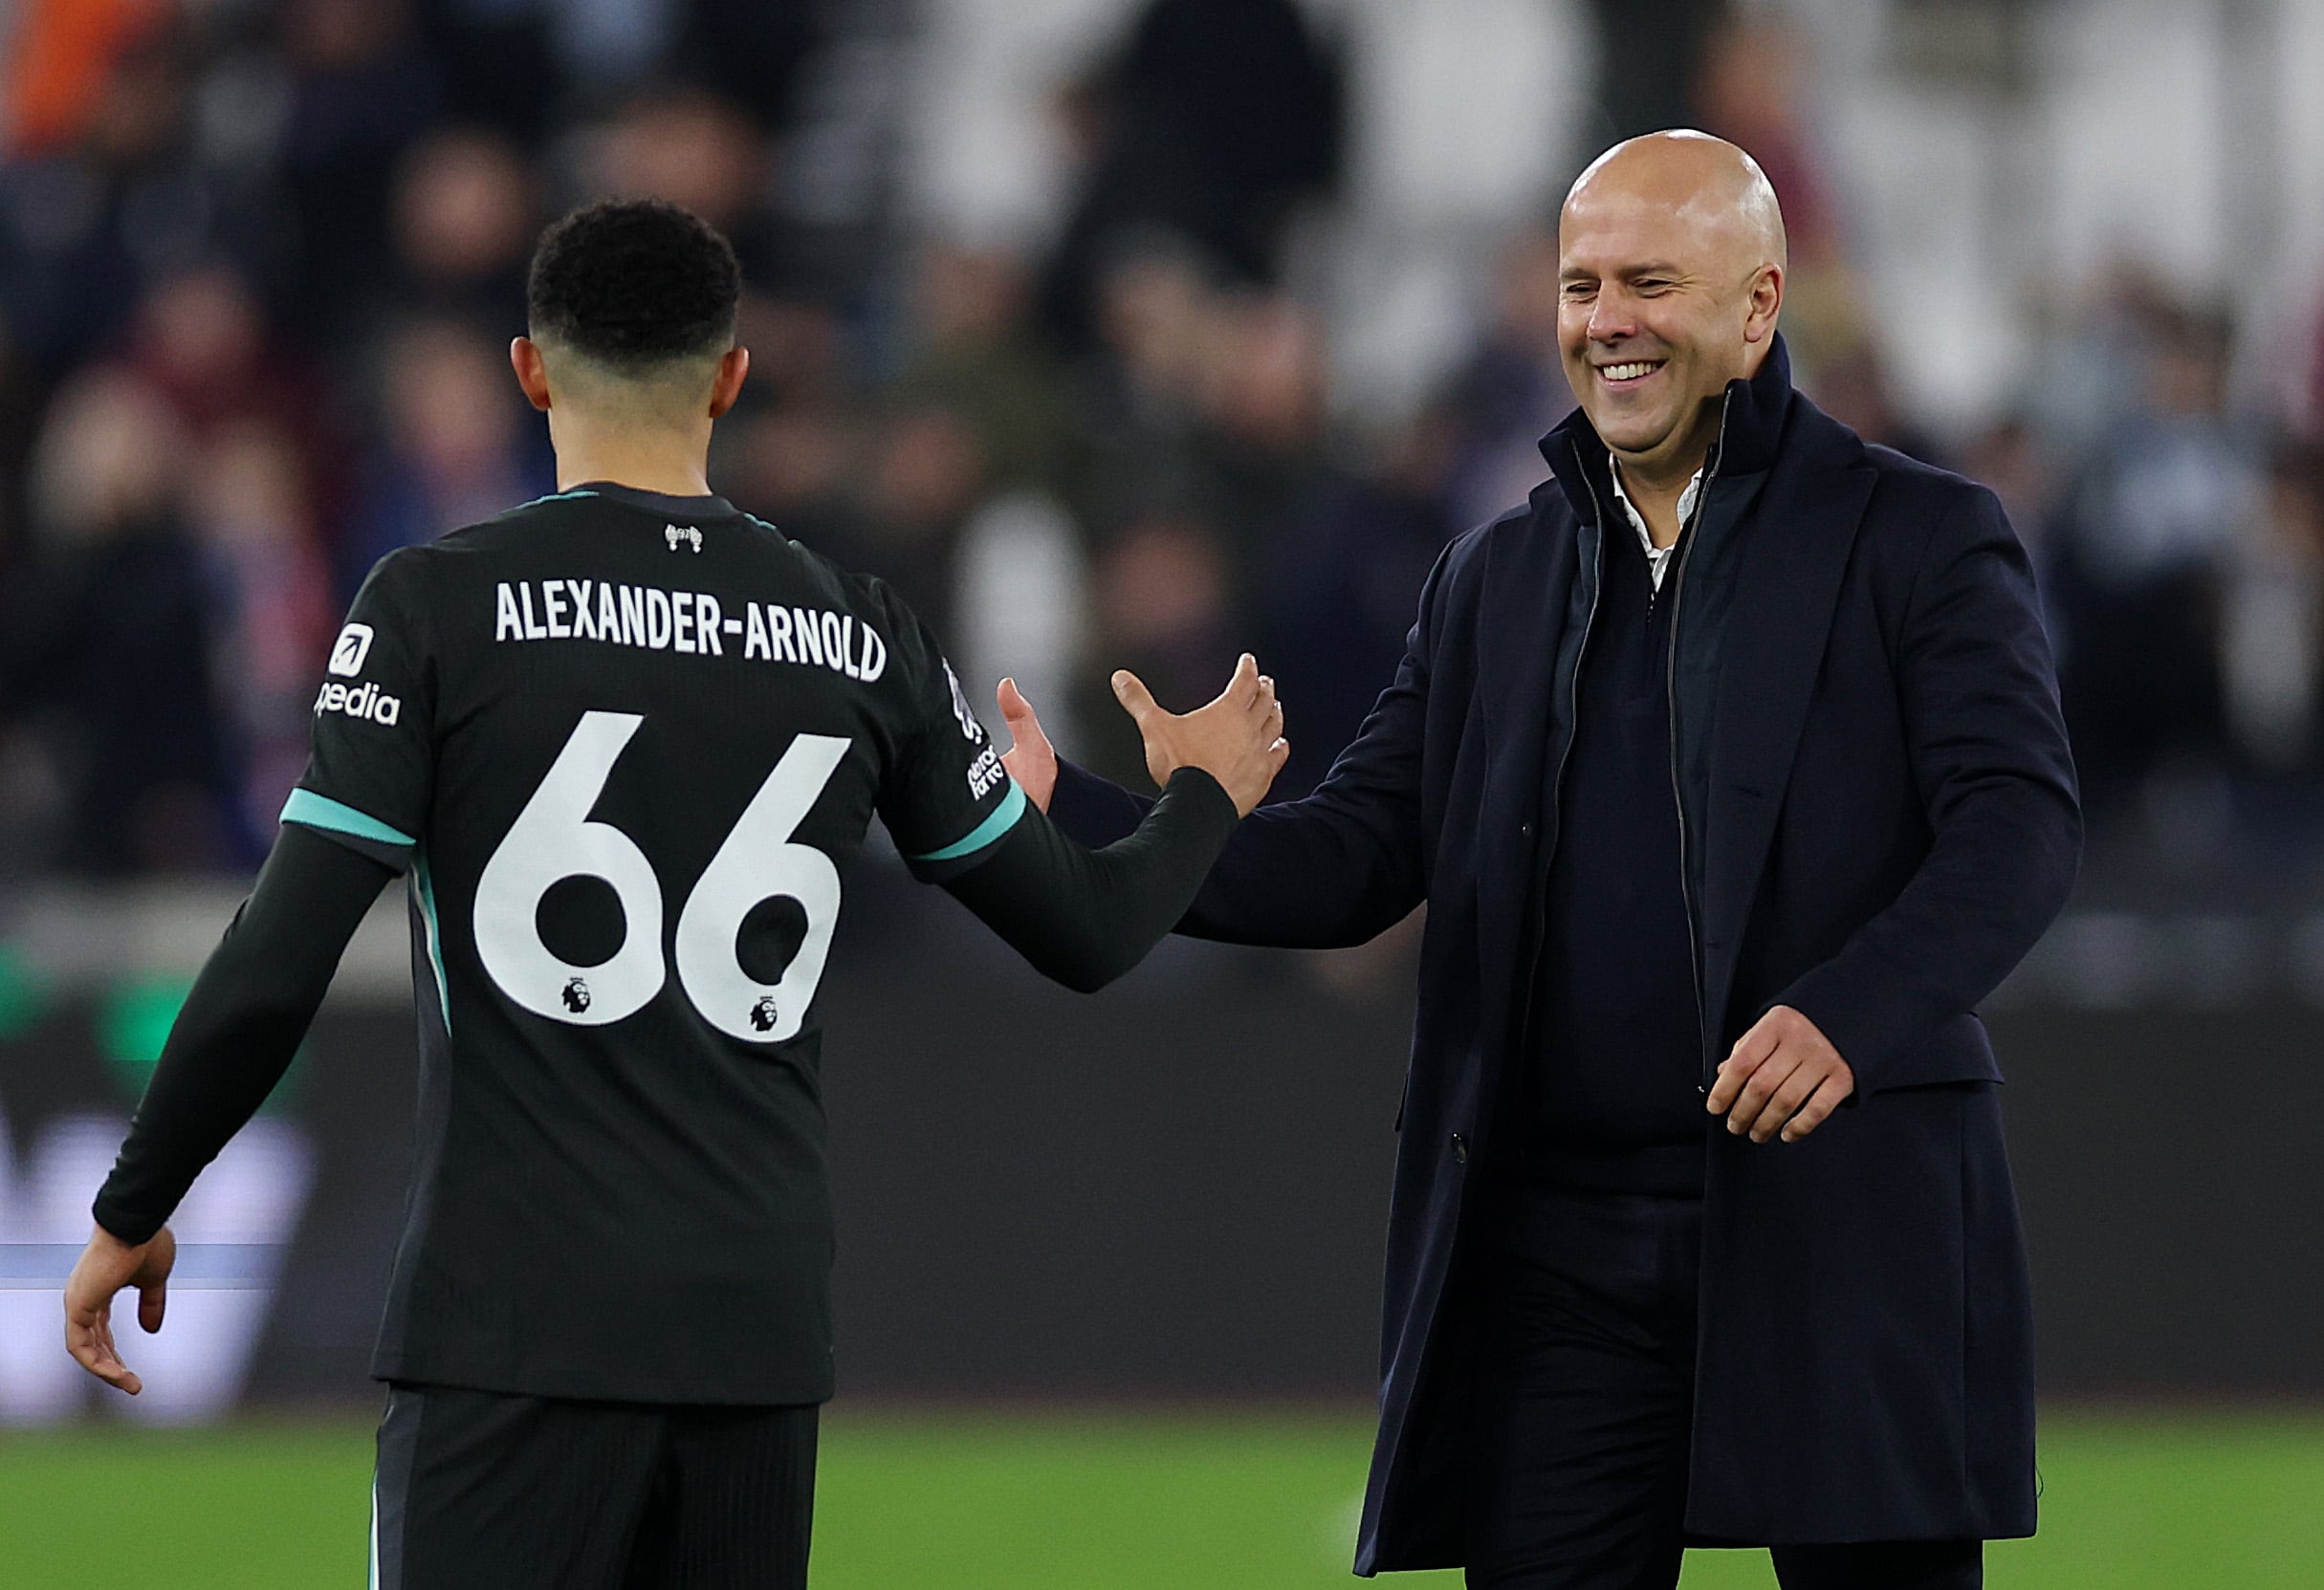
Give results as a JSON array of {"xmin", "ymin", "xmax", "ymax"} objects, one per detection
[
  {"xmin": 511, "ymin": 338, "xmax": 554, "ymax": 412},
  {"xmin": 708, "ymin": 346, "xmax": 750, "ymax": 420}
]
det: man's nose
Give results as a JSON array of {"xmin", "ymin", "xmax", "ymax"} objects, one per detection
[{"xmin": 1587, "ymin": 294, "xmax": 1636, "ymax": 343}]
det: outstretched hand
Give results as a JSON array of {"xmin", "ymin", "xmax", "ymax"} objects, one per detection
[
  {"xmin": 1110, "ymin": 654, "xmax": 1288, "ymax": 817},
  {"xmin": 63, "ymin": 1224, "xmax": 176, "ymax": 1396},
  {"xmin": 997, "ymin": 678, "xmax": 1057, "ymax": 813},
  {"xmin": 1000, "ymin": 660, "xmax": 1291, "ymax": 817}
]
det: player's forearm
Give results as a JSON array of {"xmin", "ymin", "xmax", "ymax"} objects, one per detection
[
  {"xmin": 943, "ymin": 768, "xmax": 1240, "ymax": 991},
  {"xmin": 92, "ymin": 827, "xmax": 392, "ymax": 1245},
  {"xmin": 1051, "ymin": 756, "xmax": 1424, "ymax": 948}
]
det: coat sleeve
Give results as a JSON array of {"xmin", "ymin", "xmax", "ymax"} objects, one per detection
[
  {"xmin": 1776, "ymin": 485, "xmax": 2082, "ymax": 1091},
  {"xmin": 1046, "ymin": 543, "xmax": 1450, "ymax": 948}
]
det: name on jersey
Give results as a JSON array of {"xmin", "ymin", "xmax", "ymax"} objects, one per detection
[{"xmin": 493, "ymin": 579, "xmax": 888, "ymax": 681}]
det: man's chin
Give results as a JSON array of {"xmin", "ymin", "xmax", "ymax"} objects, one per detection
[{"xmin": 1584, "ymin": 409, "xmax": 1675, "ymax": 457}]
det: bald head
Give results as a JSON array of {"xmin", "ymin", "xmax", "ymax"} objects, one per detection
[
  {"xmin": 1565, "ymin": 130, "xmax": 1787, "ymax": 276},
  {"xmin": 1554, "ymin": 131, "xmax": 1788, "ymax": 487}
]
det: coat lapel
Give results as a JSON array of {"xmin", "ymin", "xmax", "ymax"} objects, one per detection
[
  {"xmin": 1470, "ymin": 484, "xmax": 1577, "ymax": 1014},
  {"xmin": 1698, "ymin": 422, "xmax": 1875, "ymax": 1035}
]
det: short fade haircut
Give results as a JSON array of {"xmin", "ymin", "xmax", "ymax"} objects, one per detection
[{"xmin": 526, "ymin": 198, "xmax": 741, "ymax": 371}]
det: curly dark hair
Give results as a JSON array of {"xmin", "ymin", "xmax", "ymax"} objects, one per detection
[{"xmin": 525, "ymin": 198, "xmax": 740, "ymax": 368}]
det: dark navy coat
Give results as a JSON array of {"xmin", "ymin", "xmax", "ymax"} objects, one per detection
[{"xmin": 1051, "ymin": 337, "xmax": 2080, "ymax": 1569}]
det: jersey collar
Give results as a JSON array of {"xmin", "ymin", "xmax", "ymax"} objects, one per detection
[{"xmin": 565, "ymin": 480, "xmax": 741, "ymax": 519}]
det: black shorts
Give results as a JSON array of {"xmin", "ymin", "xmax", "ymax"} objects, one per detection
[{"xmin": 370, "ymin": 1383, "xmax": 818, "ymax": 1590}]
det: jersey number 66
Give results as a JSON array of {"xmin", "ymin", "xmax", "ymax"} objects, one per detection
[{"xmin": 473, "ymin": 710, "xmax": 845, "ymax": 1043}]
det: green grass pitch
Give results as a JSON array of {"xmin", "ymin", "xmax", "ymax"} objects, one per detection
[{"xmin": 1, "ymin": 1405, "xmax": 2317, "ymax": 1587}]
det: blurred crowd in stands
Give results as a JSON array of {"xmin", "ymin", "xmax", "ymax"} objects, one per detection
[{"xmin": 2, "ymin": 0, "xmax": 2322, "ymax": 883}]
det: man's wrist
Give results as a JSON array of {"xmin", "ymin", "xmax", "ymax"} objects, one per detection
[
  {"xmin": 90, "ymin": 1197, "xmax": 162, "ymax": 1250},
  {"xmin": 1161, "ymin": 765, "xmax": 1239, "ymax": 831}
]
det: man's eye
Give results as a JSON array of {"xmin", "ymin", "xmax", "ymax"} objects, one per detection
[
  {"xmin": 1562, "ymin": 283, "xmax": 1595, "ymax": 298},
  {"xmin": 1634, "ymin": 280, "xmax": 1670, "ymax": 293}
]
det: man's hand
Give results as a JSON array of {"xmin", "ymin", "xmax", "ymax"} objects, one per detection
[
  {"xmin": 1706, "ymin": 1005, "xmax": 1855, "ymax": 1143},
  {"xmin": 63, "ymin": 1224, "xmax": 176, "ymax": 1396},
  {"xmin": 997, "ymin": 678, "xmax": 1058, "ymax": 813},
  {"xmin": 1112, "ymin": 655, "xmax": 1289, "ymax": 816}
]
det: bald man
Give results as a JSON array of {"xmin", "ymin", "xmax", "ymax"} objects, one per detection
[{"xmin": 1003, "ymin": 133, "xmax": 2077, "ymax": 1588}]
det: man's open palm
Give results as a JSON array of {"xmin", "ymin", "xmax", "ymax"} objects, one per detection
[{"xmin": 999, "ymin": 659, "xmax": 1289, "ymax": 817}]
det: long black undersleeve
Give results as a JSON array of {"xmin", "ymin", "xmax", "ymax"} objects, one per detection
[
  {"xmin": 942, "ymin": 768, "xmax": 1240, "ymax": 992},
  {"xmin": 92, "ymin": 825, "xmax": 395, "ymax": 1245}
]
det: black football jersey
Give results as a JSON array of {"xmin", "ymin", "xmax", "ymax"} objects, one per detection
[{"xmin": 285, "ymin": 482, "xmax": 1023, "ymax": 1403}]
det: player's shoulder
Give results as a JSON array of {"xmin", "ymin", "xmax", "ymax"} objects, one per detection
[
  {"xmin": 758, "ymin": 525, "xmax": 928, "ymax": 640},
  {"xmin": 735, "ymin": 512, "xmax": 858, "ymax": 589}
]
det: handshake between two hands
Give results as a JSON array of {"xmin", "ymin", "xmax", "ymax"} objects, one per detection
[
  {"xmin": 995, "ymin": 654, "xmax": 1288, "ymax": 818},
  {"xmin": 996, "ymin": 656, "xmax": 1855, "ymax": 1145}
]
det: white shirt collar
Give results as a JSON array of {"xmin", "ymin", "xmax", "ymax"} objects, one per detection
[{"xmin": 1606, "ymin": 453, "xmax": 1702, "ymax": 592}]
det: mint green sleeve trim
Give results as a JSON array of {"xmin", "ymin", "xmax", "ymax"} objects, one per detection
[
  {"xmin": 281, "ymin": 789, "xmax": 417, "ymax": 849},
  {"xmin": 910, "ymin": 781, "xmax": 1028, "ymax": 862}
]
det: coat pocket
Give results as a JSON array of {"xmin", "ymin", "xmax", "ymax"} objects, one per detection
[{"xmin": 1864, "ymin": 1011, "xmax": 2005, "ymax": 1094}]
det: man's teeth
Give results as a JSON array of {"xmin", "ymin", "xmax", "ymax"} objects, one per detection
[{"xmin": 1601, "ymin": 361, "xmax": 1661, "ymax": 381}]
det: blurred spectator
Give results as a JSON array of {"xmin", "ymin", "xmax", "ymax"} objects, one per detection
[
  {"xmin": 1189, "ymin": 290, "xmax": 1333, "ymax": 593},
  {"xmin": 275, "ymin": 0, "xmax": 442, "ymax": 338},
  {"xmin": 855, "ymin": 402, "xmax": 988, "ymax": 632},
  {"xmin": 0, "ymin": 26, "xmax": 212, "ymax": 379},
  {"xmin": 2222, "ymin": 442, "xmax": 2324, "ymax": 776},
  {"xmin": 1442, "ymin": 229, "xmax": 1565, "ymax": 533},
  {"xmin": 2048, "ymin": 304, "xmax": 2257, "ymax": 816},
  {"xmin": 667, "ymin": 2, "xmax": 823, "ymax": 136},
  {"xmin": 1038, "ymin": 0, "xmax": 1343, "ymax": 352},
  {"xmin": 1961, "ymin": 414, "xmax": 2064, "ymax": 551},
  {"xmin": 1583, "ymin": 0, "xmax": 1723, "ymax": 146},
  {"xmin": 347, "ymin": 317, "xmax": 551, "ymax": 586},
  {"xmin": 0, "ymin": 369, "xmax": 240, "ymax": 875},
  {"xmin": 1072, "ymin": 233, "xmax": 1221, "ymax": 541},
  {"xmin": 379, "ymin": 125, "xmax": 536, "ymax": 335},
  {"xmin": 732, "ymin": 291, "xmax": 847, "ymax": 411},
  {"xmin": 187, "ymin": 418, "xmax": 337, "ymax": 846},
  {"xmin": 891, "ymin": 241, "xmax": 1077, "ymax": 502},
  {"xmin": 417, "ymin": 0, "xmax": 562, "ymax": 150},
  {"xmin": 2027, "ymin": 262, "xmax": 2181, "ymax": 459},
  {"xmin": 1260, "ymin": 403, "xmax": 1461, "ymax": 796},
  {"xmin": 722, "ymin": 401, "xmax": 861, "ymax": 542},
  {"xmin": 581, "ymin": 87, "xmax": 788, "ymax": 284},
  {"xmin": 1800, "ymin": 334, "xmax": 1948, "ymax": 467},
  {"xmin": 3, "ymin": 0, "xmax": 175, "ymax": 156},
  {"xmin": 1695, "ymin": 10, "xmax": 1880, "ymax": 405},
  {"xmin": 1079, "ymin": 509, "xmax": 1239, "ymax": 786},
  {"xmin": 1693, "ymin": 10, "xmax": 1842, "ymax": 273},
  {"xmin": 124, "ymin": 263, "xmax": 345, "ymax": 525},
  {"xmin": 1078, "ymin": 290, "xmax": 1349, "ymax": 788}
]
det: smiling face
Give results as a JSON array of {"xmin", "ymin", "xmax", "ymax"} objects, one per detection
[{"xmin": 1557, "ymin": 133, "xmax": 1787, "ymax": 484}]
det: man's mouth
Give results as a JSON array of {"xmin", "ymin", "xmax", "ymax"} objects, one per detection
[{"xmin": 1595, "ymin": 360, "xmax": 1665, "ymax": 386}]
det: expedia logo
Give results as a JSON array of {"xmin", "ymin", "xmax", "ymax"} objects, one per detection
[
  {"xmin": 328, "ymin": 623, "xmax": 375, "ymax": 678},
  {"xmin": 314, "ymin": 679, "xmax": 403, "ymax": 727}
]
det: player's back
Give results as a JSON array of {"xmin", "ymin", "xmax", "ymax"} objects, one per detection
[{"xmin": 288, "ymin": 482, "xmax": 1020, "ymax": 1403}]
